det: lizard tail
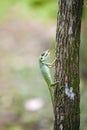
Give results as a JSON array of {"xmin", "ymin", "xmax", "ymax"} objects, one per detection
[{"xmin": 48, "ymin": 85, "xmax": 54, "ymax": 107}]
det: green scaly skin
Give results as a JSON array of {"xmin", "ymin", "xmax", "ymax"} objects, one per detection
[{"xmin": 39, "ymin": 50, "xmax": 59, "ymax": 107}]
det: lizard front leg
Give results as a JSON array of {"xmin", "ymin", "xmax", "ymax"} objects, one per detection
[{"xmin": 45, "ymin": 58, "xmax": 57, "ymax": 68}]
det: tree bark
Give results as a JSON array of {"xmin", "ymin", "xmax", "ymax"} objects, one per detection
[{"xmin": 54, "ymin": 1, "xmax": 84, "ymax": 130}]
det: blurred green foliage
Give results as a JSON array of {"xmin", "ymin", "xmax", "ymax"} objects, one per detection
[{"xmin": 0, "ymin": 0, "xmax": 58, "ymax": 22}]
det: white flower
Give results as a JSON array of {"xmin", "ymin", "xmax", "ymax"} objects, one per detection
[{"xmin": 24, "ymin": 98, "xmax": 44, "ymax": 111}]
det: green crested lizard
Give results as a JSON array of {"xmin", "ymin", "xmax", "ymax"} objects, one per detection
[{"xmin": 39, "ymin": 50, "xmax": 59, "ymax": 106}]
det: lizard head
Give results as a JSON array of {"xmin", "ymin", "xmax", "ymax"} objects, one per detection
[{"xmin": 40, "ymin": 50, "xmax": 50, "ymax": 61}]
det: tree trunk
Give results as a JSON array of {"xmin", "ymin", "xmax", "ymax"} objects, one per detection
[{"xmin": 54, "ymin": 1, "xmax": 84, "ymax": 130}]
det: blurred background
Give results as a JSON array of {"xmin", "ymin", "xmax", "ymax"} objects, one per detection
[{"xmin": 0, "ymin": 0, "xmax": 87, "ymax": 130}]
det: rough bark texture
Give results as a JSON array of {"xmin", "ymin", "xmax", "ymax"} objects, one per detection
[{"xmin": 54, "ymin": 1, "xmax": 84, "ymax": 130}]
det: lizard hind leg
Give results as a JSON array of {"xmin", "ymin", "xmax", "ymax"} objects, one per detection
[{"xmin": 51, "ymin": 81, "xmax": 59, "ymax": 87}]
